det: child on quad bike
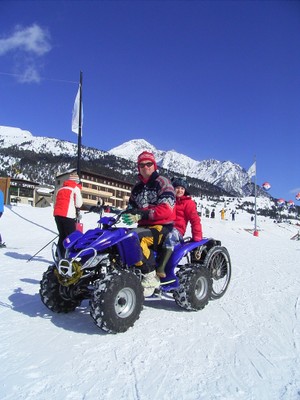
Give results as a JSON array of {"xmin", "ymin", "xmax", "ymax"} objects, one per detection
[
  {"xmin": 172, "ymin": 177, "xmax": 203, "ymax": 242},
  {"xmin": 155, "ymin": 177, "xmax": 203, "ymax": 278}
]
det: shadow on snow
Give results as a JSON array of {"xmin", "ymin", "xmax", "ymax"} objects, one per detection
[{"xmin": 7, "ymin": 287, "xmax": 106, "ymax": 336}]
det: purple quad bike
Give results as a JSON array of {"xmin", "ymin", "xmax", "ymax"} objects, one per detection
[{"xmin": 40, "ymin": 202, "xmax": 231, "ymax": 334}]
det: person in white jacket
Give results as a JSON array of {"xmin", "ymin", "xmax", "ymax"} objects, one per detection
[{"xmin": 53, "ymin": 173, "xmax": 83, "ymax": 257}]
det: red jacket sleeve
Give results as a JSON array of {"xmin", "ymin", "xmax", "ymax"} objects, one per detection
[{"xmin": 186, "ymin": 200, "xmax": 203, "ymax": 241}]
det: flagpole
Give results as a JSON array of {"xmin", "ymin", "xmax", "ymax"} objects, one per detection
[
  {"xmin": 77, "ymin": 71, "xmax": 83, "ymax": 177},
  {"xmin": 253, "ymin": 156, "xmax": 259, "ymax": 237}
]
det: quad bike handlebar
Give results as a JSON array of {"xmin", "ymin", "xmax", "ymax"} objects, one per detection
[{"xmin": 86, "ymin": 203, "xmax": 128, "ymax": 228}]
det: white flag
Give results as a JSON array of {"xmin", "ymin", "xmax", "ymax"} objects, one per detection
[
  {"xmin": 71, "ymin": 86, "xmax": 82, "ymax": 134},
  {"xmin": 247, "ymin": 161, "xmax": 256, "ymax": 178}
]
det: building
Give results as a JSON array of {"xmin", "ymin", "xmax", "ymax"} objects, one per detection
[
  {"xmin": 35, "ymin": 186, "xmax": 55, "ymax": 208},
  {"xmin": 0, "ymin": 177, "xmax": 40, "ymax": 206},
  {"xmin": 0, "ymin": 169, "xmax": 133, "ymax": 209},
  {"xmin": 55, "ymin": 170, "xmax": 133, "ymax": 210}
]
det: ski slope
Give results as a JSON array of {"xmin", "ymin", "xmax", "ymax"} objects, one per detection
[{"xmin": 0, "ymin": 202, "xmax": 299, "ymax": 400}]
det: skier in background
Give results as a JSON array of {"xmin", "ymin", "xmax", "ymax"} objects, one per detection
[
  {"xmin": 231, "ymin": 209, "xmax": 236, "ymax": 221},
  {"xmin": 220, "ymin": 208, "xmax": 226, "ymax": 220}
]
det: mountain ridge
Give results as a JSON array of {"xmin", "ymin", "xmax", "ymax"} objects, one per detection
[
  {"xmin": 0, "ymin": 125, "xmax": 257, "ymax": 197},
  {"xmin": 108, "ymin": 138, "xmax": 256, "ymax": 196}
]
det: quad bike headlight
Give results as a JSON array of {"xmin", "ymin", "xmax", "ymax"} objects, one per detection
[{"xmin": 56, "ymin": 260, "xmax": 83, "ymax": 286}]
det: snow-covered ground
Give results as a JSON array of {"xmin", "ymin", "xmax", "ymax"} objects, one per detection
[{"xmin": 0, "ymin": 202, "xmax": 300, "ymax": 400}]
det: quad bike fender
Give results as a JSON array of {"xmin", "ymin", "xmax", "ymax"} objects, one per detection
[
  {"xmin": 167, "ymin": 238, "xmax": 211, "ymax": 268},
  {"xmin": 90, "ymin": 229, "xmax": 142, "ymax": 265},
  {"xmin": 68, "ymin": 227, "xmax": 128, "ymax": 250},
  {"xmin": 159, "ymin": 238, "xmax": 211, "ymax": 290},
  {"xmin": 116, "ymin": 231, "xmax": 143, "ymax": 266},
  {"xmin": 163, "ymin": 238, "xmax": 221, "ymax": 276},
  {"xmin": 66, "ymin": 228, "xmax": 142, "ymax": 266}
]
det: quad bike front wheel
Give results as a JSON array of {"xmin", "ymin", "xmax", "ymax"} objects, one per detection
[
  {"xmin": 204, "ymin": 246, "xmax": 231, "ymax": 300},
  {"xmin": 40, "ymin": 265, "xmax": 81, "ymax": 313},
  {"xmin": 173, "ymin": 265, "xmax": 212, "ymax": 311},
  {"xmin": 90, "ymin": 270, "xmax": 144, "ymax": 334}
]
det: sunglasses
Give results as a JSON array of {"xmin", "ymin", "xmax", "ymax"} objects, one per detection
[{"xmin": 139, "ymin": 162, "xmax": 154, "ymax": 168}]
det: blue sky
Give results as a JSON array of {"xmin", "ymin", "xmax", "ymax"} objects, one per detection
[{"xmin": 0, "ymin": 0, "xmax": 299, "ymax": 202}]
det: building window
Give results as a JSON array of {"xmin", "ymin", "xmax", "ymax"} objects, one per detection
[
  {"xmin": 10, "ymin": 187, "xmax": 18, "ymax": 196},
  {"xmin": 20, "ymin": 187, "xmax": 34, "ymax": 197}
]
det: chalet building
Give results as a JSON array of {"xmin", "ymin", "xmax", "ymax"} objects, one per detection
[
  {"xmin": 0, "ymin": 170, "xmax": 133, "ymax": 210},
  {"xmin": 35, "ymin": 186, "xmax": 55, "ymax": 208},
  {"xmin": 55, "ymin": 170, "xmax": 133, "ymax": 210},
  {"xmin": 0, "ymin": 177, "xmax": 54, "ymax": 207},
  {"xmin": 0, "ymin": 177, "xmax": 40, "ymax": 206}
]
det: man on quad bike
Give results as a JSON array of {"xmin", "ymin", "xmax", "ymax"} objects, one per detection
[{"xmin": 122, "ymin": 151, "xmax": 176, "ymax": 296}]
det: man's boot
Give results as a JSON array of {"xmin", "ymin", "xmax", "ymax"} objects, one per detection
[
  {"xmin": 142, "ymin": 270, "xmax": 160, "ymax": 297},
  {"xmin": 156, "ymin": 248, "xmax": 173, "ymax": 278}
]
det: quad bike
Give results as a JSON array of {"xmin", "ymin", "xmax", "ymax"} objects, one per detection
[{"xmin": 40, "ymin": 202, "xmax": 231, "ymax": 334}]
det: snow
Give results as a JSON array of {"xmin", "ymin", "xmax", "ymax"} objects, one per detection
[
  {"xmin": 0, "ymin": 126, "xmax": 33, "ymax": 146},
  {"xmin": 0, "ymin": 201, "xmax": 300, "ymax": 400},
  {"xmin": 0, "ymin": 125, "xmax": 78, "ymax": 157}
]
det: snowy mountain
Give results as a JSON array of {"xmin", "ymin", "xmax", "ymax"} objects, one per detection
[
  {"xmin": 0, "ymin": 126, "xmax": 119, "ymax": 185},
  {"xmin": 0, "ymin": 126, "xmax": 106, "ymax": 158},
  {"xmin": 109, "ymin": 139, "xmax": 255, "ymax": 196},
  {"xmin": 1, "ymin": 126, "xmax": 258, "ymax": 196}
]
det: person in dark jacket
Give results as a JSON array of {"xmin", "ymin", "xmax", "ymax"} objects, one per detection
[
  {"xmin": 53, "ymin": 172, "xmax": 83, "ymax": 258},
  {"xmin": 122, "ymin": 151, "xmax": 176, "ymax": 296}
]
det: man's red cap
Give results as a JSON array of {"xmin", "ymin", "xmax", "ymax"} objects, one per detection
[{"xmin": 137, "ymin": 151, "xmax": 157, "ymax": 171}]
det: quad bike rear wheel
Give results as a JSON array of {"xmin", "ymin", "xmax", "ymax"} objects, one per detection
[
  {"xmin": 40, "ymin": 265, "xmax": 81, "ymax": 313},
  {"xmin": 90, "ymin": 270, "xmax": 144, "ymax": 334},
  {"xmin": 173, "ymin": 265, "xmax": 212, "ymax": 311},
  {"xmin": 204, "ymin": 246, "xmax": 231, "ymax": 299}
]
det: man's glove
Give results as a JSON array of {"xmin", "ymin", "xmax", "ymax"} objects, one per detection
[
  {"xmin": 122, "ymin": 213, "xmax": 141, "ymax": 225},
  {"xmin": 121, "ymin": 209, "xmax": 148, "ymax": 226}
]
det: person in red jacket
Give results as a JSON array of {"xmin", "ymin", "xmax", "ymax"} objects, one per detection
[
  {"xmin": 53, "ymin": 172, "xmax": 83, "ymax": 258},
  {"xmin": 172, "ymin": 177, "xmax": 203, "ymax": 242},
  {"xmin": 156, "ymin": 177, "xmax": 203, "ymax": 278}
]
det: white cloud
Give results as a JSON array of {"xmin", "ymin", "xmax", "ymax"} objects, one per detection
[
  {"xmin": 16, "ymin": 65, "xmax": 41, "ymax": 83},
  {"xmin": 0, "ymin": 24, "xmax": 51, "ymax": 55},
  {"xmin": 0, "ymin": 24, "xmax": 52, "ymax": 83}
]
